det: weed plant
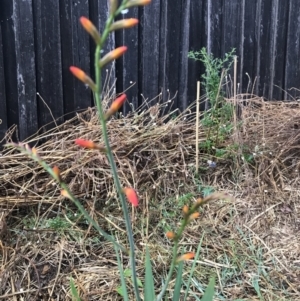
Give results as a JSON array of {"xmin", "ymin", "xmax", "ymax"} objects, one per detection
[{"xmin": 188, "ymin": 48, "xmax": 235, "ymax": 153}]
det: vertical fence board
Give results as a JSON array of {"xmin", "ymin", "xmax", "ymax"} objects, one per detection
[
  {"xmin": 1, "ymin": 0, "xmax": 37, "ymax": 141},
  {"xmin": 285, "ymin": 0, "xmax": 300, "ymax": 100},
  {"xmin": 140, "ymin": 1, "xmax": 160, "ymax": 104},
  {"xmin": 14, "ymin": 0, "xmax": 37, "ymax": 141},
  {"xmin": 33, "ymin": 0, "xmax": 63, "ymax": 130},
  {"xmin": 242, "ymin": 0, "xmax": 257, "ymax": 94},
  {"xmin": 222, "ymin": 0, "xmax": 243, "ymax": 93},
  {"xmin": 60, "ymin": 0, "xmax": 90, "ymax": 117},
  {"xmin": 159, "ymin": 0, "xmax": 182, "ymax": 110},
  {"xmin": 0, "ymin": 26, "xmax": 7, "ymax": 143},
  {"xmin": 269, "ymin": 0, "xmax": 289, "ymax": 100},
  {"xmin": 255, "ymin": 0, "xmax": 273, "ymax": 96},
  {"xmin": 178, "ymin": 0, "xmax": 191, "ymax": 111},
  {"xmin": 0, "ymin": 0, "xmax": 19, "ymax": 136},
  {"xmin": 187, "ymin": 0, "xmax": 206, "ymax": 111},
  {"xmin": 208, "ymin": 0, "xmax": 223, "ymax": 58},
  {"xmin": 115, "ymin": 7, "xmax": 139, "ymax": 114}
]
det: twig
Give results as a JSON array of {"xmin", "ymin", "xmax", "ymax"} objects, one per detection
[{"xmin": 196, "ymin": 81, "xmax": 200, "ymax": 175}]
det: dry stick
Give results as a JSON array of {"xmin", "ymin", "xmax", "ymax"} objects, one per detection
[
  {"xmin": 37, "ymin": 92, "xmax": 58, "ymax": 128},
  {"xmin": 196, "ymin": 81, "xmax": 200, "ymax": 175},
  {"xmin": 233, "ymin": 56, "xmax": 241, "ymax": 167},
  {"xmin": 233, "ymin": 56, "xmax": 237, "ymax": 134}
]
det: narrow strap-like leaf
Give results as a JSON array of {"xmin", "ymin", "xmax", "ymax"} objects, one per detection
[
  {"xmin": 172, "ymin": 261, "xmax": 183, "ymax": 301},
  {"xmin": 115, "ymin": 245, "xmax": 130, "ymax": 301},
  {"xmin": 144, "ymin": 247, "xmax": 156, "ymax": 301},
  {"xmin": 201, "ymin": 277, "xmax": 215, "ymax": 301},
  {"xmin": 183, "ymin": 233, "xmax": 204, "ymax": 300}
]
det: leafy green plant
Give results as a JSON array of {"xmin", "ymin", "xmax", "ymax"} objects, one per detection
[
  {"xmin": 188, "ymin": 47, "xmax": 235, "ymax": 153},
  {"xmin": 7, "ymin": 1, "xmax": 228, "ymax": 300}
]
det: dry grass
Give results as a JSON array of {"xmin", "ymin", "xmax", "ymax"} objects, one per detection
[{"xmin": 0, "ymin": 95, "xmax": 300, "ymax": 300}]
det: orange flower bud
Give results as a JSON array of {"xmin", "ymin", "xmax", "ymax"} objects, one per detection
[
  {"xmin": 126, "ymin": 0, "xmax": 151, "ymax": 8},
  {"xmin": 61, "ymin": 189, "xmax": 72, "ymax": 200},
  {"xmin": 105, "ymin": 94, "xmax": 127, "ymax": 120},
  {"xmin": 188, "ymin": 212, "xmax": 200, "ymax": 222},
  {"xmin": 109, "ymin": 0, "xmax": 118, "ymax": 14},
  {"xmin": 182, "ymin": 205, "xmax": 189, "ymax": 215},
  {"xmin": 123, "ymin": 187, "xmax": 139, "ymax": 207},
  {"xmin": 69, "ymin": 66, "xmax": 96, "ymax": 91},
  {"xmin": 80, "ymin": 16, "xmax": 101, "ymax": 44},
  {"xmin": 99, "ymin": 46, "xmax": 128, "ymax": 68},
  {"xmin": 75, "ymin": 139, "xmax": 97, "ymax": 149},
  {"xmin": 110, "ymin": 19, "xmax": 139, "ymax": 31},
  {"xmin": 196, "ymin": 198, "xmax": 203, "ymax": 204},
  {"xmin": 52, "ymin": 165, "xmax": 61, "ymax": 182},
  {"xmin": 31, "ymin": 147, "xmax": 38, "ymax": 156},
  {"xmin": 166, "ymin": 231, "xmax": 175, "ymax": 240},
  {"xmin": 75, "ymin": 139, "xmax": 107, "ymax": 152},
  {"xmin": 176, "ymin": 252, "xmax": 195, "ymax": 263}
]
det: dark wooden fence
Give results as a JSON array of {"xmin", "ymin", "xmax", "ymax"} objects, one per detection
[{"xmin": 0, "ymin": 0, "xmax": 300, "ymax": 142}]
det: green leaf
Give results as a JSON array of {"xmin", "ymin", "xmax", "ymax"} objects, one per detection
[
  {"xmin": 115, "ymin": 246, "xmax": 129, "ymax": 301},
  {"xmin": 70, "ymin": 278, "xmax": 81, "ymax": 301},
  {"xmin": 144, "ymin": 247, "xmax": 155, "ymax": 301},
  {"xmin": 201, "ymin": 277, "xmax": 215, "ymax": 301},
  {"xmin": 172, "ymin": 261, "xmax": 183, "ymax": 301},
  {"xmin": 116, "ymin": 286, "xmax": 124, "ymax": 297},
  {"xmin": 137, "ymin": 278, "xmax": 143, "ymax": 287},
  {"xmin": 124, "ymin": 269, "xmax": 132, "ymax": 277}
]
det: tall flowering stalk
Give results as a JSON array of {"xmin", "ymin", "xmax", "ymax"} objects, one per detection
[{"xmin": 71, "ymin": 2, "xmax": 150, "ymax": 300}]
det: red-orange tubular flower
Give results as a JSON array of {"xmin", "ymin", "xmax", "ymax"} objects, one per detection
[
  {"xmin": 52, "ymin": 165, "xmax": 61, "ymax": 182},
  {"xmin": 31, "ymin": 147, "xmax": 38, "ymax": 157},
  {"xmin": 75, "ymin": 139, "xmax": 107, "ymax": 152},
  {"xmin": 110, "ymin": 19, "xmax": 139, "ymax": 31},
  {"xmin": 126, "ymin": 0, "xmax": 151, "ymax": 8},
  {"xmin": 75, "ymin": 139, "xmax": 97, "ymax": 149},
  {"xmin": 188, "ymin": 212, "xmax": 200, "ymax": 222},
  {"xmin": 99, "ymin": 46, "xmax": 128, "ymax": 68},
  {"xmin": 105, "ymin": 94, "xmax": 127, "ymax": 120},
  {"xmin": 166, "ymin": 231, "xmax": 175, "ymax": 240},
  {"xmin": 80, "ymin": 16, "xmax": 101, "ymax": 44},
  {"xmin": 182, "ymin": 205, "xmax": 189, "ymax": 215},
  {"xmin": 123, "ymin": 187, "xmax": 139, "ymax": 207},
  {"xmin": 69, "ymin": 66, "xmax": 96, "ymax": 91},
  {"xmin": 61, "ymin": 189, "xmax": 71, "ymax": 200},
  {"xmin": 176, "ymin": 252, "xmax": 195, "ymax": 263}
]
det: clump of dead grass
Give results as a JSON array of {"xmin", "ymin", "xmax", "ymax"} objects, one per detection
[{"xmin": 240, "ymin": 96, "xmax": 300, "ymax": 191}]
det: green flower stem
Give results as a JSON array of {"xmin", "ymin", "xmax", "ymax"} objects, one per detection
[
  {"xmin": 156, "ymin": 217, "xmax": 190, "ymax": 301},
  {"xmin": 100, "ymin": 1, "xmax": 129, "ymax": 49},
  {"xmin": 93, "ymin": 2, "xmax": 141, "ymax": 300}
]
